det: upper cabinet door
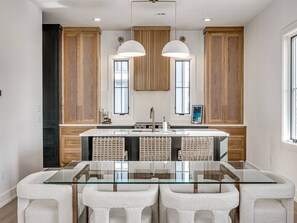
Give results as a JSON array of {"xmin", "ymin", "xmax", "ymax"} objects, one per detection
[
  {"xmin": 63, "ymin": 28, "xmax": 101, "ymax": 124},
  {"xmin": 224, "ymin": 32, "xmax": 243, "ymax": 124},
  {"xmin": 134, "ymin": 26, "xmax": 170, "ymax": 91},
  {"xmin": 204, "ymin": 27, "xmax": 244, "ymax": 124},
  {"xmin": 204, "ymin": 32, "xmax": 225, "ymax": 123}
]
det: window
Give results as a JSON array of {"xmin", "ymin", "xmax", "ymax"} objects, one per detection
[
  {"xmin": 291, "ymin": 35, "xmax": 297, "ymax": 142},
  {"xmin": 175, "ymin": 60, "xmax": 190, "ymax": 114},
  {"xmin": 114, "ymin": 60, "xmax": 129, "ymax": 114}
]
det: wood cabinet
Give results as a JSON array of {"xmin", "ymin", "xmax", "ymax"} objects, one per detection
[
  {"xmin": 42, "ymin": 24, "xmax": 62, "ymax": 167},
  {"xmin": 204, "ymin": 27, "xmax": 244, "ymax": 124},
  {"xmin": 62, "ymin": 27, "xmax": 101, "ymax": 124},
  {"xmin": 133, "ymin": 26, "xmax": 170, "ymax": 91},
  {"xmin": 60, "ymin": 127, "xmax": 94, "ymax": 166},
  {"xmin": 213, "ymin": 126, "xmax": 246, "ymax": 161}
]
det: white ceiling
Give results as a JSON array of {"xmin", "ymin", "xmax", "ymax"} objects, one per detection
[{"xmin": 32, "ymin": 0, "xmax": 276, "ymax": 30}]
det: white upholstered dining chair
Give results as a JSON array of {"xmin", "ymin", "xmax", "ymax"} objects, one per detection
[
  {"xmin": 83, "ymin": 182, "xmax": 159, "ymax": 223},
  {"xmin": 17, "ymin": 170, "xmax": 84, "ymax": 223},
  {"xmin": 240, "ymin": 171, "xmax": 295, "ymax": 223},
  {"xmin": 160, "ymin": 183, "xmax": 239, "ymax": 223}
]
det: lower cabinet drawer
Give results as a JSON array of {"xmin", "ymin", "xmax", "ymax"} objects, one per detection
[
  {"xmin": 212, "ymin": 126, "xmax": 246, "ymax": 161},
  {"xmin": 61, "ymin": 136, "xmax": 81, "ymax": 148},
  {"xmin": 228, "ymin": 136, "xmax": 245, "ymax": 150},
  {"xmin": 60, "ymin": 126, "xmax": 94, "ymax": 166},
  {"xmin": 228, "ymin": 149, "xmax": 245, "ymax": 161},
  {"xmin": 61, "ymin": 152, "xmax": 81, "ymax": 165}
]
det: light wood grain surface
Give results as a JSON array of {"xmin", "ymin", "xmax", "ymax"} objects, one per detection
[
  {"xmin": 134, "ymin": 26, "xmax": 170, "ymax": 91},
  {"xmin": 204, "ymin": 27, "xmax": 244, "ymax": 124}
]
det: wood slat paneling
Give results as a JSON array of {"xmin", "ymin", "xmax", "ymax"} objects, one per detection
[{"xmin": 134, "ymin": 26, "xmax": 170, "ymax": 91}]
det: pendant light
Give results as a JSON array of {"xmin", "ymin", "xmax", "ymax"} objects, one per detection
[
  {"xmin": 117, "ymin": 1, "xmax": 146, "ymax": 57},
  {"xmin": 162, "ymin": 1, "xmax": 190, "ymax": 58}
]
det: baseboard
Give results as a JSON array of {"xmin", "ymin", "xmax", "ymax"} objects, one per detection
[{"xmin": 0, "ymin": 187, "xmax": 17, "ymax": 208}]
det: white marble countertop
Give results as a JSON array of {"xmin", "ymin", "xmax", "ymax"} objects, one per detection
[
  {"xmin": 60, "ymin": 123, "xmax": 246, "ymax": 127},
  {"xmin": 59, "ymin": 123, "xmax": 135, "ymax": 127},
  {"xmin": 79, "ymin": 128, "xmax": 229, "ymax": 137}
]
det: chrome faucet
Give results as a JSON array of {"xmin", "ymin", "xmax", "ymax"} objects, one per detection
[{"xmin": 150, "ymin": 107, "xmax": 155, "ymax": 132}]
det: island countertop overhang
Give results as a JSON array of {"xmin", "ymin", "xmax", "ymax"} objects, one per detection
[{"xmin": 79, "ymin": 128, "xmax": 229, "ymax": 137}]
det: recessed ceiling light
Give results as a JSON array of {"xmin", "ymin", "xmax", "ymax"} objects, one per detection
[
  {"xmin": 92, "ymin": 18, "xmax": 101, "ymax": 22},
  {"xmin": 203, "ymin": 18, "xmax": 213, "ymax": 22}
]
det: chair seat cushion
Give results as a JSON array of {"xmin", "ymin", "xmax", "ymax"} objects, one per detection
[
  {"xmin": 90, "ymin": 207, "xmax": 152, "ymax": 223},
  {"xmin": 25, "ymin": 200, "xmax": 58, "ymax": 223},
  {"xmin": 167, "ymin": 208, "xmax": 213, "ymax": 223},
  {"xmin": 255, "ymin": 199, "xmax": 286, "ymax": 223}
]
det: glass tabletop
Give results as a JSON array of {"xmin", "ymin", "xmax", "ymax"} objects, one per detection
[{"xmin": 44, "ymin": 161, "xmax": 277, "ymax": 185}]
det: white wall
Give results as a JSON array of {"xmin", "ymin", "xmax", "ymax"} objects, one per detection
[
  {"xmin": 0, "ymin": 0, "xmax": 42, "ymax": 207},
  {"xmin": 101, "ymin": 30, "xmax": 204, "ymax": 123},
  {"xmin": 245, "ymin": 0, "xmax": 297, "ymax": 200}
]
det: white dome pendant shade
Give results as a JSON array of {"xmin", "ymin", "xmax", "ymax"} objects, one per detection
[
  {"xmin": 117, "ymin": 40, "xmax": 146, "ymax": 57},
  {"xmin": 162, "ymin": 40, "xmax": 190, "ymax": 58}
]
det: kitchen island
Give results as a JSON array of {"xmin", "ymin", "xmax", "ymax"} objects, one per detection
[{"xmin": 80, "ymin": 129, "xmax": 229, "ymax": 161}]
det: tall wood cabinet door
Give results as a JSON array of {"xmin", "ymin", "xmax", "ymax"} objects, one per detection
[
  {"xmin": 134, "ymin": 27, "xmax": 170, "ymax": 91},
  {"xmin": 224, "ymin": 33, "xmax": 243, "ymax": 124},
  {"xmin": 204, "ymin": 32, "xmax": 225, "ymax": 123},
  {"xmin": 79, "ymin": 32, "xmax": 98, "ymax": 123},
  {"xmin": 63, "ymin": 32, "xmax": 80, "ymax": 123},
  {"xmin": 63, "ymin": 28, "xmax": 100, "ymax": 124},
  {"xmin": 204, "ymin": 27, "xmax": 244, "ymax": 124}
]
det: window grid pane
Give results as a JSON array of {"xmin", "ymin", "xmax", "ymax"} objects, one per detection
[
  {"xmin": 175, "ymin": 61, "xmax": 190, "ymax": 114},
  {"xmin": 114, "ymin": 60, "xmax": 129, "ymax": 114}
]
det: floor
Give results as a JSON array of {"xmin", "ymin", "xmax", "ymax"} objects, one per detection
[{"xmin": 0, "ymin": 199, "xmax": 296, "ymax": 223}]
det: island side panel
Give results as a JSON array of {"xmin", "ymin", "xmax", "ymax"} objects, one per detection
[{"xmin": 81, "ymin": 136, "xmax": 90, "ymax": 161}]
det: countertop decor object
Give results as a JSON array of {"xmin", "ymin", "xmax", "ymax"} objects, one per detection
[{"xmin": 192, "ymin": 105, "xmax": 203, "ymax": 124}]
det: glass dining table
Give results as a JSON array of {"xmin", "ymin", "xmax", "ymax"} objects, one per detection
[{"xmin": 44, "ymin": 161, "xmax": 277, "ymax": 223}]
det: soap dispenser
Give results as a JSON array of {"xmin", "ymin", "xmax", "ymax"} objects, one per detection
[{"xmin": 162, "ymin": 116, "xmax": 167, "ymax": 131}]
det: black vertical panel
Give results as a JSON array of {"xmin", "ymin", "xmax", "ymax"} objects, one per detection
[{"xmin": 43, "ymin": 24, "xmax": 62, "ymax": 167}]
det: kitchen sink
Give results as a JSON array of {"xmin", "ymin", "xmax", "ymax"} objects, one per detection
[
  {"xmin": 131, "ymin": 129, "xmax": 176, "ymax": 133},
  {"xmin": 131, "ymin": 129, "xmax": 159, "ymax": 132}
]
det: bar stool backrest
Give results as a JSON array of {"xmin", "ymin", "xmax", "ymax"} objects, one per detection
[
  {"xmin": 180, "ymin": 137, "xmax": 214, "ymax": 161},
  {"xmin": 139, "ymin": 137, "xmax": 172, "ymax": 161},
  {"xmin": 92, "ymin": 137, "xmax": 127, "ymax": 161}
]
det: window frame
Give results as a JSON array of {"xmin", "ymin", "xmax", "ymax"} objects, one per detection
[
  {"xmin": 113, "ymin": 60, "xmax": 129, "ymax": 115},
  {"xmin": 175, "ymin": 60, "xmax": 191, "ymax": 115},
  {"xmin": 169, "ymin": 55, "xmax": 198, "ymax": 123},
  {"xmin": 107, "ymin": 56, "xmax": 134, "ymax": 123},
  {"xmin": 290, "ymin": 35, "xmax": 297, "ymax": 142},
  {"xmin": 282, "ymin": 22, "xmax": 297, "ymax": 146}
]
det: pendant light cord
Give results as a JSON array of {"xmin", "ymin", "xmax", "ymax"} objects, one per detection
[
  {"xmin": 130, "ymin": 0, "xmax": 177, "ymax": 40},
  {"xmin": 174, "ymin": 0, "xmax": 177, "ymax": 40},
  {"xmin": 131, "ymin": 0, "xmax": 133, "ymax": 39}
]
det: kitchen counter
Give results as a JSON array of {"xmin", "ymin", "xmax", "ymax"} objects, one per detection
[
  {"xmin": 79, "ymin": 128, "xmax": 229, "ymax": 137},
  {"xmin": 80, "ymin": 128, "xmax": 229, "ymax": 161}
]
